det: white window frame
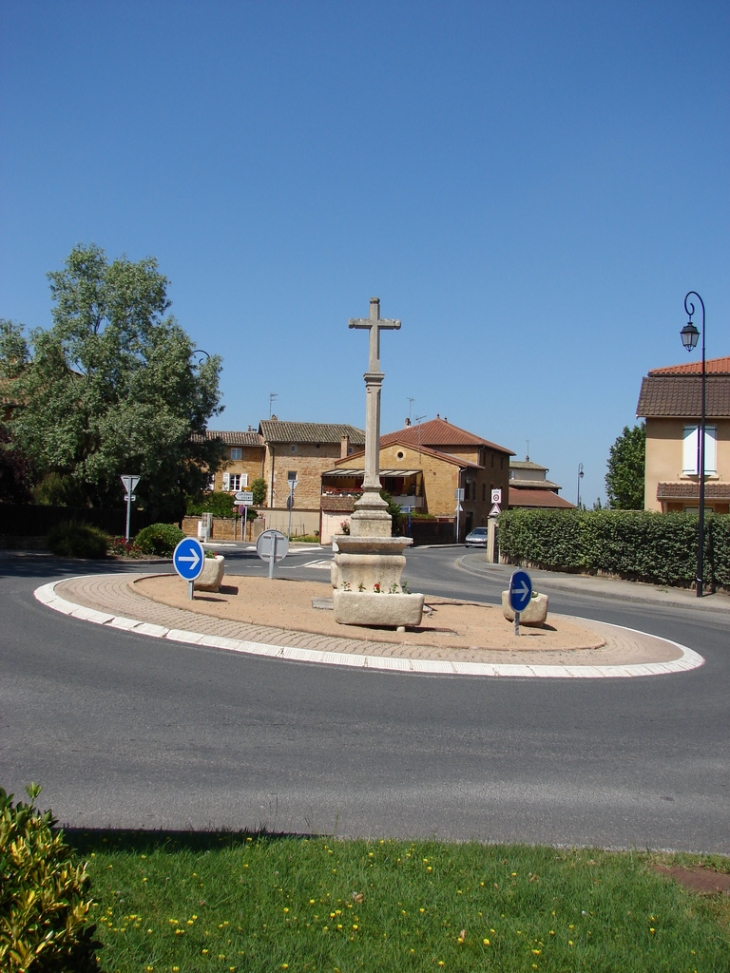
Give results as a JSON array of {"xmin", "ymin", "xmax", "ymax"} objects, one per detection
[
  {"xmin": 230, "ymin": 447, "xmax": 243, "ymax": 460},
  {"xmin": 222, "ymin": 472, "xmax": 230, "ymax": 491},
  {"xmin": 682, "ymin": 425, "xmax": 717, "ymax": 475}
]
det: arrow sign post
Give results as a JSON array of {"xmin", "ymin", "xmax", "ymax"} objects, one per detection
[
  {"xmin": 173, "ymin": 537, "xmax": 205, "ymax": 600},
  {"xmin": 120, "ymin": 474, "xmax": 141, "ymax": 541},
  {"xmin": 508, "ymin": 569, "xmax": 533, "ymax": 636}
]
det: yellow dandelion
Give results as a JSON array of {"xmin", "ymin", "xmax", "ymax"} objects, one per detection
[{"xmin": 483, "ymin": 938, "xmax": 490, "ymax": 945}]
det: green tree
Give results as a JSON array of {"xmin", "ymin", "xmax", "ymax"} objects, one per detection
[
  {"xmin": 251, "ymin": 477, "xmax": 267, "ymax": 506},
  {"xmin": 7, "ymin": 244, "xmax": 225, "ymax": 520},
  {"xmin": 605, "ymin": 422, "xmax": 646, "ymax": 510}
]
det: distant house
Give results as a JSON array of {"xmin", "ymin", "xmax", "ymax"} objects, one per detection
[
  {"xmin": 508, "ymin": 458, "xmax": 574, "ymax": 510},
  {"xmin": 204, "ymin": 430, "xmax": 265, "ymax": 493},
  {"xmin": 636, "ymin": 356, "xmax": 730, "ymax": 514},
  {"xmin": 321, "ymin": 416, "xmax": 513, "ymax": 543}
]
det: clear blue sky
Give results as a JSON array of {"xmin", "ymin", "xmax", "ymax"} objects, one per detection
[{"xmin": 1, "ymin": 0, "xmax": 728, "ymax": 506}]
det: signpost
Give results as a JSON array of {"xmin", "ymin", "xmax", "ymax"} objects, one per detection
[
  {"xmin": 286, "ymin": 479, "xmax": 297, "ymax": 539},
  {"xmin": 508, "ymin": 568, "xmax": 533, "ymax": 636},
  {"xmin": 120, "ymin": 474, "xmax": 140, "ymax": 541},
  {"xmin": 235, "ymin": 490, "xmax": 254, "ymax": 541},
  {"xmin": 173, "ymin": 536, "xmax": 205, "ymax": 600},
  {"xmin": 256, "ymin": 529, "xmax": 289, "ymax": 579}
]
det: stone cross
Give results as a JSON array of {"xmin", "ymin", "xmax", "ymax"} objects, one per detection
[
  {"xmin": 347, "ymin": 298, "xmax": 401, "ymax": 533},
  {"xmin": 349, "ymin": 296, "xmax": 401, "ymax": 372}
]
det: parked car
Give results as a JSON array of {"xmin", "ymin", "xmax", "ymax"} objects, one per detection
[{"xmin": 465, "ymin": 526, "xmax": 488, "ymax": 548}]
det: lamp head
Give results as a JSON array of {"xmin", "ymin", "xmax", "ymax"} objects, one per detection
[{"xmin": 680, "ymin": 320, "xmax": 699, "ymax": 352}]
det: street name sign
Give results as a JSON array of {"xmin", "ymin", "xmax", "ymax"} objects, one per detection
[{"xmin": 235, "ymin": 491, "xmax": 254, "ymax": 503}]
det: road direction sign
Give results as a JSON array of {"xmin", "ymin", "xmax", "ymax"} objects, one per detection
[
  {"xmin": 509, "ymin": 569, "xmax": 533, "ymax": 614},
  {"xmin": 489, "ymin": 503, "xmax": 501, "ymax": 517},
  {"xmin": 173, "ymin": 537, "xmax": 205, "ymax": 581},
  {"xmin": 235, "ymin": 490, "xmax": 254, "ymax": 503},
  {"xmin": 120, "ymin": 474, "xmax": 140, "ymax": 493},
  {"xmin": 256, "ymin": 529, "xmax": 289, "ymax": 579}
]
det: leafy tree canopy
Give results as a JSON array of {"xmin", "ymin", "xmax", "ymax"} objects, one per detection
[
  {"xmin": 605, "ymin": 422, "xmax": 646, "ymax": 510},
  {"xmin": 6, "ymin": 244, "xmax": 225, "ymax": 520}
]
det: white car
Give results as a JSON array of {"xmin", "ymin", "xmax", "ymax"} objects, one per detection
[{"xmin": 465, "ymin": 526, "xmax": 488, "ymax": 548}]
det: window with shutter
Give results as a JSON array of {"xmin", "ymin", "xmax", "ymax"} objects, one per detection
[
  {"xmin": 682, "ymin": 425, "xmax": 717, "ymax": 475},
  {"xmin": 222, "ymin": 472, "xmax": 230, "ymax": 490}
]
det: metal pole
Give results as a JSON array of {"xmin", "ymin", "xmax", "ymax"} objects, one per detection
[
  {"xmin": 269, "ymin": 533, "xmax": 276, "ymax": 579},
  {"xmin": 684, "ymin": 292, "xmax": 706, "ymax": 597},
  {"xmin": 514, "ymin": 610, "xmax": 520, "ymax": 636},
  {"xmin": 125, "ymin": 494, "xmax": 132, "ymax": 542},
  {"xmin": 287, "ymin": 487, "xmax": 294, "ymax": 538}
]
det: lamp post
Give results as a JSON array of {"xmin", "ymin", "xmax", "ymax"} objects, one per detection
[
  {"xmin": 577, "ymin": 463, "xmax": 584, "ymax": 508},
  {"xmin": 680, "ymin": 291, "xmax": 706, "ymax": 597}
]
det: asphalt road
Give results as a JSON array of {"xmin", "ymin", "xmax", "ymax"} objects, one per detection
[{"xmin": 1, "ymin": 547, "xmax": 728, "ymax": 852}]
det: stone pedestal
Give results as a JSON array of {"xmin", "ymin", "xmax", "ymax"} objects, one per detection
[
  {"xmin": 501, "ymin": 591, "xmax": 549, "ymax": 627},
  {"xmin": 333, "ymin": 590, "xmax": 424, "ymax": 627},
  {"xmin": 194, "ymin": 555, "xmax": 225, "ymax": 593}
]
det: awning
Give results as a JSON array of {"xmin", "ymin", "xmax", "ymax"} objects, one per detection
[{"xmin": 322, "ymin": 469, "xmax": 421, "ymax": 477}]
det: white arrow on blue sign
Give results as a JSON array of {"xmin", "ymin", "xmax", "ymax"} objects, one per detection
[
  {"xmin": 508, "ymin": 569, "xmax": 533, "ymax": 613},
  {"xmin": 173, "ymin": 537, "xmax": 205, "ymax": 581}
]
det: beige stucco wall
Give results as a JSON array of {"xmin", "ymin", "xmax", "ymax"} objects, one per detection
[{"xmin": 645, "ymin": 417, "xmax": 730, "ymax": 512}]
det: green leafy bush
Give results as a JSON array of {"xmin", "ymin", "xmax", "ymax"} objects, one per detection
[
  {"xmin": 47, "ymin": 522, "xmax": 109, "ymax": 559},
  {"xmin": 251, "ymin": 477, "xmax": 267, "ymax": 506},
  {"xmin": 0, "ymin": 784, "xmax": 100, "ymax": 972},
  {"xmin": 134, "ymin": 522, "xmax": 185, "ymax": 557},
  {"xmin": 498, "ymin": 508, "xmax": 729, "ymax": 589},
  {"xmin": 186, "ymin": 491, "xmax": 235, "ymax": 518}
]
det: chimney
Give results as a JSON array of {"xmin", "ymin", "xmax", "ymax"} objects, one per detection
[
  {"xmin": 340, "ymin": 433, "xmax": 350, "ymax": 458},
  {"xmin": 271, "ymin": 414, "xmax": 278, "ymax": 421}
]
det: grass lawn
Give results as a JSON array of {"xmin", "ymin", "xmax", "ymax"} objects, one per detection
[{"xmin": 66, "ymin": 831, "xmax": 730, "ymax": 973}]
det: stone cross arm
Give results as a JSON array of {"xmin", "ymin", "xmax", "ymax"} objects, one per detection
[{"xmin": 348, "ymin": 297, "xmax": 401, "ymax": 372}]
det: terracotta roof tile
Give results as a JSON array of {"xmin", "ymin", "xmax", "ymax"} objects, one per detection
[
  {"xmin": 259, "ymin": 421, "xmax": 365, "ymax": 445},
  {"xmin": 381, "ymin": 417, "xmax": 513, "ymax": 454},
  {"xmin": 649, "ymin": 356, "xmax": 730, "ymax": 376},
  {"xmin": 204, "ymin": 430, "xmax": 265, "ymax": 447},
  {"xmin": 508, "ymin": 487, "xmax": 575, "ymax": 509},
  {"xmin": 657, "ymin": 482, "xmax": 730, "ymax": 500},
  {"xmin": 636, "ymin": 376, "xmax": 730, "ymax": 418}
]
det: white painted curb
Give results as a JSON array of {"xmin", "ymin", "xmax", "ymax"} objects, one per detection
[{"xmin": 34, "ymin": 580, "xmax": 705, "ymax": 680}]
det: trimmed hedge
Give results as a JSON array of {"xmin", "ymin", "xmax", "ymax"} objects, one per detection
[
  {"xmin": 498, "ymin": 509, "xmax": 730, "ymax": 590},
  {"xmin": 47, "ymin": 522, "xmax": 109, "ymax": 559}
]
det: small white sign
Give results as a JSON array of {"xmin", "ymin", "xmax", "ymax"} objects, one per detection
[
  {"xmin": 121, "ymin": 474, "xmax": 141, "ymax": 493},
  {"xmin": 455, "ymin": 488, "xmax": 465, "ymax": 501},
  {"xmin": 235, "ymin": 491, "xmax": 254, "ymax": 503},
  {"xmin": 491, "ymin": 488, "xmax": 502, "ymax": 504}
]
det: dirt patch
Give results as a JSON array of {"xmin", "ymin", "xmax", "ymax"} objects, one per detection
[
  {"xmin": 653, "ymin": 865, "xmax": 730, "ymax": 896},
  {"xmin": 134, "ymin": 573, "xmax": 605, "ymax": 652}
]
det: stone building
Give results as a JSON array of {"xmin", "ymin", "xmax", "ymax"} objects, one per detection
[
  {"xmin": 508, "ymin": 458, "xmax": 574, "ymax": 510},
  {"xmin": 321, "ymin": 416, "xmax": 513, "ymax": 542}
]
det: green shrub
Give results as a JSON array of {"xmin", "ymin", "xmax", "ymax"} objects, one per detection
[
  {"xmin": 134, "ymin": 522, "xmax": 185, "ymax": 557},
  {"xmin": 186, "ymin": 491, "xmax": 235, "ymax": 518},
  {"xmin": 251, "ymin": 477, "xmax": 267, "ymax": 506},
  {"xmin": 0, "ymin": 784, "xmax": 100, "ymax": 972},
  {"xmin": 498, "ymin": 508, "xmax": 729, "ymax": 589},
  {"xmin": 47, "ymin": 522, "xmax": 109, "ymax": 559}
]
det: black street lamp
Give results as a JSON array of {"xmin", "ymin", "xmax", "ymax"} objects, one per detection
[
  {"xmin": 680, "ymin": 291, "xmax": 706, "ymax": 597},
  {"xmin": 577, "ymin": 463, "xmax": 584, "ymax": 508}
]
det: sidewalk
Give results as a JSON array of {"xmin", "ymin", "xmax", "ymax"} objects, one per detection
[{"xmin": 457, "ymin": 552, "xmax": 730, "ymax": 614}]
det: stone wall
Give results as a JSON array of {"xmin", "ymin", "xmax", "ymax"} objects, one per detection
[{"xmin": 265, "ymin": 442, "xmax": 343, "ymax": 509}]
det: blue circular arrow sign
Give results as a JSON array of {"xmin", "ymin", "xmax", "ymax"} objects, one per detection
[
  {"xmin": 509, "ymin": 569, "xmax": 533, "ymax": 613},
  {"xmin": 173, "ymin": 537, "xmax": 205, "ymax": 581}
]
